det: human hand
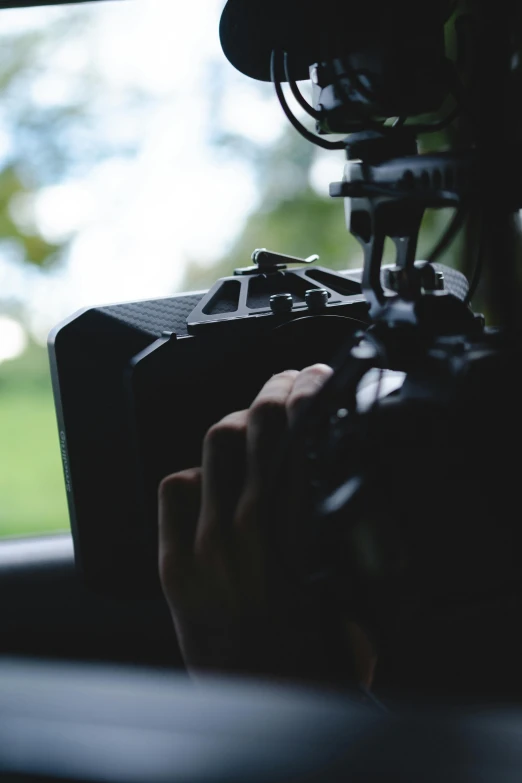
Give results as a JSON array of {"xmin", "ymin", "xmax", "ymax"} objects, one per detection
[{"xmin": 158, "ymin": 364, "xmax": 375, "ymax": 685}]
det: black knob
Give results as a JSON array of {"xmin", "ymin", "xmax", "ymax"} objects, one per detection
[
  {"xmin": 305, "ymin": 288, "xmax": 329, "ymax": 310},
  {"xmin": 270, "ymin": 293, "xmax": 293, "ymax": 313}
]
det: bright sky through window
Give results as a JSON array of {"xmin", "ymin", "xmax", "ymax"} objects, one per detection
[
  {"xmin": 0, "ymin": 315, "xmax": 27, "ymax": 363},
  {"xmin": 0, "ymin": 0, "xmax": 286, "ymax": 341}
]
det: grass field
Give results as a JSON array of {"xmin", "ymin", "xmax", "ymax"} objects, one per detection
[{"xmin": 0, "ymin": 346, "xmax": 70, "ymax": 539}]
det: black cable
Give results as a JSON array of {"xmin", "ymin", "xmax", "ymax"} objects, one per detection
[
  {"xmin": 277, "ymin": 49, "xmax": 461, "ymax": 141},
  {"xmin": 271, "ymin": 50, "xmax": 347, "ymax": 151},
  {"xmin": 283, "ymin": 53, "xmax": 322, "ymax": 120},
  {"xmin": 427, "ymin": 202, "xmax": 469, "ymax": 264}
]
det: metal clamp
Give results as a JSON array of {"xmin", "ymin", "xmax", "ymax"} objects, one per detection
[{"xmin": 235, "ymin": 248, "xmax": 319, "ymax": 276}]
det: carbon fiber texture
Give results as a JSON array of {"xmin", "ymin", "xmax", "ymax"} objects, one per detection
[
  {"xmin": 205, "ymin": 299, "xmax": 239, "ymax": 315},
  {"xmin": 99, "ymin": 293, "xmax": 204, "ymax": 338},
  {"xmin": 97, "ymin": 263, "xmax": 469, "ymax": 337}
]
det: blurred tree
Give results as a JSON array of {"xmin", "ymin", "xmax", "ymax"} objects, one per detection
[
  {"xmin": 182, "ymin": 126, "xmax": 362, "ymax": 290},
  {"xmin": 0, "ymin": 9, "xmax": 153, "ymax": 279},
  {"xmin": 0, "ymin": 7, "xmax": 463, "ymax": 294},
  {"xmin": 0, "ymin": 164, "xmax": 60, "ymax": 265}
]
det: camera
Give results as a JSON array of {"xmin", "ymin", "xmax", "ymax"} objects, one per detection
[
  {"xmin": 48, "ymin": 253, "xmax": 367, "ymax": 596},
  {"xmin": 48, "ymin": 250, "xmax": 469, "ymax": 598},
  {"xmin": 48, "ymin": 0, "xmax": 522, "ymax": 647}
]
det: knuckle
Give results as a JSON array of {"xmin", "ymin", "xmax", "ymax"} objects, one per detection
[
  {"xmin": 306, "ymin": 362, "xmax": 333, "ymax": 379},
  {"xmin": 220, "ymin": 410, "xmax": 248, "ymax": 430},
  {"xmin": 249, "ymin": 395, "xmax": 286, "ymax": 426},
  {"xmin": 297, "ymin": 364, "xmax": 333, "ymax": 387},
  {"xmin": 205, "ymin": 413, "xmax": 247, "ymax": 448},
  {"xmin": 273, "ymin": 369, "xmax": 299, "ymax": 382},
  {"xmin": 158, "ymin": 475, "xmax": 181, "ymax": 505},
  {"xmin": 159, "ymin": 469, "xmax": 199, "ymax": 501},
  {"xmin": 287, "ymin": 365, "xmax": 333, "ymax": 406}
]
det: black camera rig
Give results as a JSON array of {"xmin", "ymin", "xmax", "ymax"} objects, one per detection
[
  {"xmin": 239, "ymin": 0, "xmax": 522, "ymax": 644},
  {"xmin": 52, "ymin": 246, "xmax": 467, "ymax": 597},
  {"xmin": 49, "ymin": 0, "xmax": 522, "ymax": 648}
]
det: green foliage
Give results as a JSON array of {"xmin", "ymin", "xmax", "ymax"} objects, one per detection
[
  {"xmin": 0, "ymin": 26, "xmax": 70, "ymax": 271},
  {"xmin": 0, "ymin": 344, "xmax": 68, "ymax": 537},
  {"xmin": 0, "ymin": 165, "xmax": 61, "ymax": 266},
  {"xmin": 0, "ymin": 9, "xmax": 150, "ymax": 279}
]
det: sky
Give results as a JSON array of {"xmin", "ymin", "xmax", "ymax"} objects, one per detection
[{"xmin": 0, "ymin": 0, "xmax": 295, "ymax": 352}]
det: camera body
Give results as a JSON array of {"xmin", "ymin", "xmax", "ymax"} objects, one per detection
[
  {"xmin": 48, "ymin": 259, "xmax": 375, "ymax": 597},
  {"xmin": 48, "ymin": 255, "xmax": 468, "ymax": 598}
]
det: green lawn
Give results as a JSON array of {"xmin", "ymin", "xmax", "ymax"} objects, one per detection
[{"xmin": 0, "ymin": 383, "xmax": 69, "ymax": 539}]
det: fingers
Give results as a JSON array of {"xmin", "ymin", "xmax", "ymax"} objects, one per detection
[
  {"xmin": 197, "ymin": 409, "xmax": 248, "ymax": 548},
  {"xmin": 245, "ymin": 370, "xmax": 299, "ymax": 489},
  {"xmin": 258, "ymin": 364, "xmax": 332, "ymax": 568},
  {"xmin": 285, "ymin": 363, "xmax": 333, "ymax": 427},
  {"xmin": 161, "ymin": 365, "xmax": 334, "ymax": 569},
  {"xmin": 158, "ymin": 468, "xmax": 201, "ymax": 594},
  {"xmin": 195, "ymin": 371, "xmax": 299, "ymax": 547}
]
